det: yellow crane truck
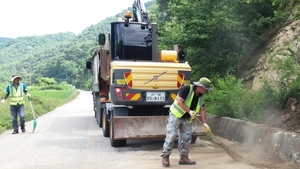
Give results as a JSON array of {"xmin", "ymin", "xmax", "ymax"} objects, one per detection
[{"xmin": 86, "ymin": 0, "xmax": 205, "ymax": 147}]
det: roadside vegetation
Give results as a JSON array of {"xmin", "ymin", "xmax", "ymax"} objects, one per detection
[
  {"xmin": 152, "ymin": 0, "xmax": 300, "ymax": 124},
  {"xmin": 0, "ymin": 79, "xmax": 79, "ymax": 133},
  {"xmin": 206, "ymin": 72, "xmax": 299, "ymax": 121},
  {"xmin": 205, "ymin": 33, "xmax": 300, "ymax": 123}
]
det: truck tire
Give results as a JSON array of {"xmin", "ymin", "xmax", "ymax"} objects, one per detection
[
  {"xmin": 94, "ymin": 94, "xmax": 97, "ymax": 118},
  {"xmin": 110, "ymin": 112, "xmax": 126, "ymax": 147},
  {"xmin": 96, "ymin": 99, "xmax": 100, "ymax": 126},
  {"xmin": 102, "ymin": 106, "xmax": 110, "ymax": 137},
  {"xmin": 98, "ymin": 108, "xmax": 103, "ymax": 128}
]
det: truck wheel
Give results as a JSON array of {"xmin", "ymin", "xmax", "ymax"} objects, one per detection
[
  {"xmin": 94, "ymin": 94, "xmax": 98, "ymax": 118},
  {"xmin": 102, "ymin": 106, "xmax": 110, "ymax": 137},
  {"xmin": 191, "ymin": 136, "xmax": 197, "ymax": 144},
  {"xmin": 98, "ymin": 108, "xmax": 103, "ymax": 128},
  {"xmin": 96, "ymin": 100, "xmax": 100, "ymax": 125},
  {"xmin": 110, "ymin": 112, "xmax": 126, "ymax": 147}
]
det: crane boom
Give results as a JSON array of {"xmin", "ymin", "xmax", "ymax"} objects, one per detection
[{"xmin": 132, "ymin": 0, "xmax": 150, "ymax": 23}]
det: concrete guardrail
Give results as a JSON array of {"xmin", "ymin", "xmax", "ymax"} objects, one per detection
[{"xmin": 208, "ymin": 115, "xmax": 300, "ymax": 165}]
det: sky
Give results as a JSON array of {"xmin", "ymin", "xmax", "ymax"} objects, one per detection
[{"xmin": 0, "ymin": 0, "xmax": 150, "ymax": 38}]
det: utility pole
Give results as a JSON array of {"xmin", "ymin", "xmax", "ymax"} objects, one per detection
[{"xmin": 30, "ymin": 72, "xmax": 32, "ymax": 86}]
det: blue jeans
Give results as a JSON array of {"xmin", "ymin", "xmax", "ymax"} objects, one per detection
[{"xmin": 10, "ymin": 104, "xmax": 25, "ymax": 130}]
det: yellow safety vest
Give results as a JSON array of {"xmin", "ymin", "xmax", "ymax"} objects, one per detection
[
  {"xmin": 9, "ymin": 83, "xmax": 25, "ymax": 105},
  {"xmin": 170, "ymin": 85, "xmax": 204, "ymax": 122}
]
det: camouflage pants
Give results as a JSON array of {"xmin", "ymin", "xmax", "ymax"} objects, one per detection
[{"xmin": 161, "ymin": 112, "xmax": 192, "ymax": 157}]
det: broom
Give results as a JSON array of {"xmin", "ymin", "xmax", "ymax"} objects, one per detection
[
  {"xmin": 195, "ymin": 117, "xmax": 244, "ymax": 161},
  {"xmin": 28, "ymin": 96, "xmax": 37, "ymax": 133}
]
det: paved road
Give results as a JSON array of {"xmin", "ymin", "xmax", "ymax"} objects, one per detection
[{"xmin": 0, "ymin": 90, "xmax": 268, "ymax": 169}]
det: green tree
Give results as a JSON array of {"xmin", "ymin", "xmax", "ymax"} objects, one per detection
[{"xmin": 37, "ymin": 77, "xmax": 57, "ymax": 86}]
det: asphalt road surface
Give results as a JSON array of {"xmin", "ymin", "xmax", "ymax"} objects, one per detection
[{"xmin": 0, "ymin": 90, "xmax": 293, "ymax": 169}]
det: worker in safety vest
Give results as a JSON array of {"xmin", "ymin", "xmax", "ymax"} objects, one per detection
[
  {"xmin": 1, "ymin": 75, "xmax": 30, "ymax": 134},
  {"xmin": 161, "ymin": 77, "xmax": 212, "ymax": 167}
]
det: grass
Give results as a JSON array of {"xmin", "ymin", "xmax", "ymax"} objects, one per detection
[
  {"xmin": 30, "ymin": 90, "xmax": 74, "ymax": 100},
  {"xmin": 0, "ymin": 85, "xmax": 79, "ymax": 133}
]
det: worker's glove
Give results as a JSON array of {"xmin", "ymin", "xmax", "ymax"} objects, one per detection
[
  {"xmin": 203, "ymin": 123, "xmax": 211, "ymax": 133},
  {"xmin": 0, "ymin": 99, "xmax": 5, "ymax": 103},
  {"xmin": 189, "ymin": 110, "xmax": 196, "ymax": 118},
  {"xmin": 26, "ymin": 93, "xmax": 31, "ymax": 97}
]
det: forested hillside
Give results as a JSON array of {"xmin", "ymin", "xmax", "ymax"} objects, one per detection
[
  {"xmin": 1, "ymin": 0, "xmax": 298, "ymax": 87},
  {"xmin": 151, "ymin": 0, "xmax": 299, "ymax": 132},
  {"xmin": 152, "ymin": 0, "xmax": 299, "ymax": 80},
  {"xmin": 0, "ymin": 1, "xmax": 155, "ymax": 88}
]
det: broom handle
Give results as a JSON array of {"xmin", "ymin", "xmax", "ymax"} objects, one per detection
[{"xmin": 28, "ymin": 96, "xmax": 36, "ymax": 119}]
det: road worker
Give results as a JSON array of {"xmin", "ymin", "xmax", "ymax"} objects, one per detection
[
  {"xmin": 161, "ymin": 77, "xmax": 212, "ymax": 167},
  {"xmin": 1, "ymin": 75, "xmax": 30, "ymax": 134}
]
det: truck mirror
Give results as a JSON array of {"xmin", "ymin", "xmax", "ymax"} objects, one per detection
[
  {"xmin": 86, "ymin": 61, "xmax": 92, "ymax": 69},
  {"xmin": 98, "ymin": 34, "xmax": 106, "ymax": 45},
  {"xmin": 178, "ymin": 51, "xmax": 185, "ymax": 60}
]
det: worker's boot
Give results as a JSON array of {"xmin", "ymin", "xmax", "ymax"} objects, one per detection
[
  {"xmin": 179, "ymin": 155, "xmax": 196, "ymax": 165},
  {"xmin": 21, "ymin": 126, "xmax": 26, "ymax": 133},
  {"xmin": 162, "ymin": 155, "xmax": 170, "ymax": 167},
  {"xmin": 12, "ymin": 130, "xmax": 18, "ymax": 134}
]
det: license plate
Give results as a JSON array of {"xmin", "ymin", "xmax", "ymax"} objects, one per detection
[
  {"xmin": 146, "ymin": 92, "xmax": 165, "ymax": 102},
  {"xmin": 116, "ymin": 79, "xmax": 125, "ymax": 85}
]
